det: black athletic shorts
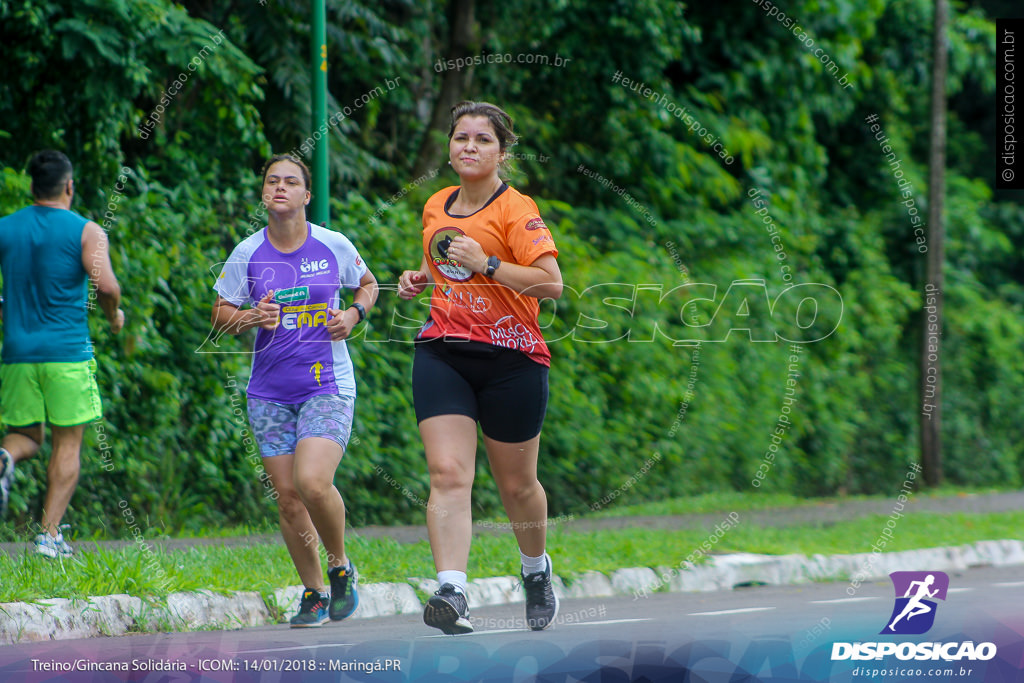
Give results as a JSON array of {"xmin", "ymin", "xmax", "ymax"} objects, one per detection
[{"xmin": 412, "ymin": 337, "xmax": 549, "ymax": 443}]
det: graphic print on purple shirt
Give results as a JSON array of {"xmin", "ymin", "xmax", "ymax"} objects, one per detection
[{"xmin": 214, "ymin": 223, "xmax": 367, "ymax": 403}]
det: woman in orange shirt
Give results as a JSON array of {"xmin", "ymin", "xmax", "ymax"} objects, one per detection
[{"xmin": 398, "ymin": 101, "xmax": 563, "ymax": 634}]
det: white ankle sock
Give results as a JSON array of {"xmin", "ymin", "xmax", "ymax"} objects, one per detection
[
  {"xmin": 437, "ymin": 570, "xmax": 467, "ymax": 593},
  {"xmin": 520, "ymin": 551, "xmax": 548, "ymax": 575}
]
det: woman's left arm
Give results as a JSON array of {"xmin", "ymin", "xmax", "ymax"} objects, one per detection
[
  {"xmin": 327, "ymin": 268, "xmax": 380, "ymax": 341},
  {"xmin": 352, "ymin": 268, "xmax": 380, "ymax": 310},
  {"xmin": 447, "ymin": 236, "xmax": 562, "ymax": 300}
]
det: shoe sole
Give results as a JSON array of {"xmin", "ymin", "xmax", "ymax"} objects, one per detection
[
  {"xmin": 423, "ymin": 597, "xmax": 473, "ymax": 635},
  {"xmin": 289, "ymin": 616, "xmax": 330, "ymax": 628},
  {"xmin": 527, "ymin": 591, "xmax": 560, "ymax": 631}
]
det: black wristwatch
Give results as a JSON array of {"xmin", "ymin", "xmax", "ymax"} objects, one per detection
[
  {"xmin": 349, "ymin": 302, "xmax": 366, "ymax": 324},
  {"xmin": 484, "ymin": 255, "xmax": 501, "ymax": 277}
]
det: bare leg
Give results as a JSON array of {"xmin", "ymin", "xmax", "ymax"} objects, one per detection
[
  {"xmin": 40, "ymin": 424, "xmax": 85, "ymax": 536},
  {"xmin": 3, "ymin": 424, "xmax": 45, "ymax": 462},
  {"xmin": 293, "ymin": 437, "xmax": 347, "ymax": 570},
  {"xmin": 263, "ymin": 454, "xmax": 324, "ymax": 590},
  {"xmin": 483, "ymin": 434, "xmax": 547, "ymax": 557},
  {"xmin": 420, "ymin": 415, "xmax": 479, "ymax": 573}
]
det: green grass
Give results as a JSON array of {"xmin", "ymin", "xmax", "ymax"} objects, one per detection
[
  {"xmin": 1, "ymin": 508, "xmax": 1021, "ymax": 605},
  {"xmin": 546, "ymin": 511, "xmax": 1024, "ymax": 576},
  {"xmin": 577, "ymin": 486, "xmax": 1017, "ymax": 519},
  {"xmin": 1, "ymin": 486, "xmax": 1010, "ymax": 544}
]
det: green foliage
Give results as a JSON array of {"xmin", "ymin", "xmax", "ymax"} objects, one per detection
[{"xmin": 0, "ymin": 0, "xmax": 1021, "ymax": 536}]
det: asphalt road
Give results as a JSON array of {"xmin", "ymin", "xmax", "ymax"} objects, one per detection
[{"xmin": 1, "ymin": 565, "xmax": 1021, "ymax": 682}]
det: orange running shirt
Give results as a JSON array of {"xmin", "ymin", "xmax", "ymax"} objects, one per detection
[{"xmin": 417, "ymin": 184, "xmax": 558, "ymax": 366}]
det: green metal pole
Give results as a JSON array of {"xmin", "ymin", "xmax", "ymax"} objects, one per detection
[{"xmin": 311, "ymin": 0, "xmax": 329, "ymax": 226}]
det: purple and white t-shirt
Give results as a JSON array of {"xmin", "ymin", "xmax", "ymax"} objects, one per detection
[{"xmin": 214, "ymin": 223, "xmax": 368, "ymax": 403}]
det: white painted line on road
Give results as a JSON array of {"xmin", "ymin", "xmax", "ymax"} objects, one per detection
[
  {"xmin": 564, "ymin": 619, "xmax": 651, "ymax": 626},
  {"xmin": 810, "ymin": 597, "xmax": 880, "ymax": 604},
  {"xmin": 236, "ymin": 644, "xmax": 354, "ymax": 654},
  {"xmin": 689, "ymin": 607, "xmax": 775, "ymax": 616},
  {"xmin": 993, "ymin": 581, "xmax": 1024, "ymax": 587},
  {"xmin": 419, "ymin": 621, "xmax": 651, "ymax": 637},
  {"xmin": 946, "ymin": 587, "xmax": 973, "ymax": 594}
]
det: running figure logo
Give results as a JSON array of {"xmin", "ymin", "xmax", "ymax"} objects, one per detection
[
  {"xmin": 310, "ymin": 361, "xmax": 323, "ymax": 386},
  {"xmin": 881, "ymin": 571, "xmax": 949, "ymax": 635}
]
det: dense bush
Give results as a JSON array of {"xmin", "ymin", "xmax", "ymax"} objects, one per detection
[{"xmin": 0, "ymin": 0, "xmax": 1021, "ymax": 537}]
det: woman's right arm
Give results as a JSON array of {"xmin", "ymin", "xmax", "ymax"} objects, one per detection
[
  {"xmin": 211, "ymin": 293, "xmax": 280, "ymax": 334},
  {"xmin": 397, "ymin": 256, "xmax": 430, "ymax": 300}
]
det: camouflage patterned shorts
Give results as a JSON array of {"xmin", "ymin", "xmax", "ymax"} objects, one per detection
[{"xmin": 247, "ymin": 393, "xmax": 355, "ymax": 457}]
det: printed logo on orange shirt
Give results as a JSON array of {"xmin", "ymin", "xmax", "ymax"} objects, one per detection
[
  {"xmin": 524, "ymin": 218, "xmax": 547, "ymax": 231},
  {"xmin": 429, "ymin": 227, "xmax": 473, "ymax": 282}
]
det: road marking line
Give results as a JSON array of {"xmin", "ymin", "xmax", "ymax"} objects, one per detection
[
  {"xmin": 810, "ymin": 597, "xmax": 880, "ymax": 604},
  {"xmin": 994, "ymin": 581, "xmax": 1024, "ymax": 587},
  {"xmin": 236, "ymin": 644, "xmax": 354, "ymax": 654},
  {"xmin": 946, "ymin": 587, "xmax": 973, "ymax": 593},
  {"xmin": 564, "ymin": 618, "xmax": 651, "ymax": 626},
  {"xmin": 689, "ymin": 607, "xmax": 775, "ymax": 616}
]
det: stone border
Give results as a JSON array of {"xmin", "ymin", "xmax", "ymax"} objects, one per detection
[{"xmin": 2, "ymin": 540, "xmax": 1021, "ymax": 645}]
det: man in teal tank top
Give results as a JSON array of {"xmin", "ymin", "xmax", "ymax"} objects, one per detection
[{"xmin": 0, "ymin": 150, "xmax": 124, "ymax": 557}]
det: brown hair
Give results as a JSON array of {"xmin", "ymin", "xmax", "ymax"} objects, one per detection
[
  {"xmin": 448, "ymin": 101, "xmax": 518, "ymax": 151},
  {"xmin": 261, "ymin": 154, "xmax": 311, "ymax": 189}
]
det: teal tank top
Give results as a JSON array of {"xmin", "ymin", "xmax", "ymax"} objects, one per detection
[{"xmin": 0, "ymin": 206, "xmax": 92, "ymax": 363}]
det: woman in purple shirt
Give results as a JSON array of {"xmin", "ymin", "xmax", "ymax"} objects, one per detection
[{"xmin": 211, "ymin": 154, "xmax": 378, "ymax": 628}]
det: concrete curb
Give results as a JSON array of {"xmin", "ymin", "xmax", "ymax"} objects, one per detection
[
  {"xmin": 2, "ymin": 540, "xmax": 1021, "ymax": 645},
  {"xmin": 627, "ymin": 539, "xmax": 1024, "ymax": 598}
]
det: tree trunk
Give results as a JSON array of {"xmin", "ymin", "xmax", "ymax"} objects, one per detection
[
  {"xmin": 411, "ymin": 0, "xmax": 478, "ymax": 178},
  {"xmin": 921, "ymin": 0, "xmax": 948, "ymax": 486}
]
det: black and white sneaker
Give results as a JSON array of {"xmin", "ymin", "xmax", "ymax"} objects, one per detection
[
  {"xmin": 423, "ymin": 583, "xmax": 473, "ymax": 634},
  {"xmin": 522, "ymin": 554, "xmax": 559, "ymax": 631},
  {"xmin": 0, "ymin": 448, "xmax": 14, "ymax": 517}
]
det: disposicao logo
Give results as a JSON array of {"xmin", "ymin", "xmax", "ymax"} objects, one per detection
[
  {"xmin": 831, "ymin": 571, "xmax": 997, "ymax": 663},
  {"xmin": 881, "ymin": 571, "xmax": 948, "ymax": 635}
]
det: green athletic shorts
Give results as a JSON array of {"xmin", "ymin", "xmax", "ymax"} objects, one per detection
[{"xmin": 0, "ymin": 359, "xmax": 102, "ymax": 427}]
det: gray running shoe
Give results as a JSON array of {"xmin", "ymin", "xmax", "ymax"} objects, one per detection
[
  {"xmin": 522, "ymin": 554, "xmax": 559, "ymax": 631},
  {"xmin": 423, "ymin": 583, "xmax": 473, "ymax": 634}
]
